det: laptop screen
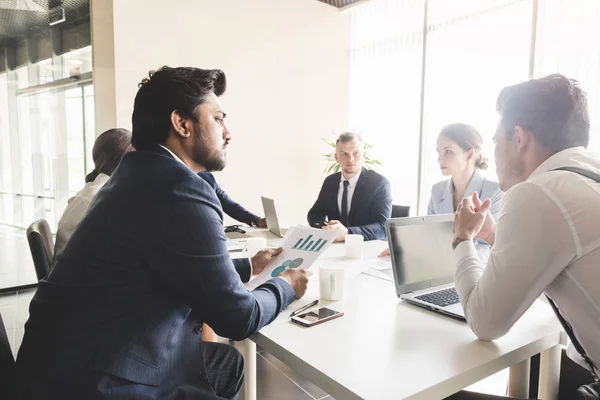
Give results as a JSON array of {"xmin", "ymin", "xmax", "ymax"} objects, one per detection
[
  {"xmin": 386, "ymin": 215, "xmax": 456, "ymax": 295},
  {"xmin": 261, "ymin": 196, "xmax": 282, "ymax": 236}
]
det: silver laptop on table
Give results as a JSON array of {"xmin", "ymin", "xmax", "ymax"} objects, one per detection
[
  {"xmin": 261, "ymin": 196, "xmax": 287, "ymax": 238},
  {"xmin": 386, "ymin": 214, "xmax": 465, "ymax": 321}
]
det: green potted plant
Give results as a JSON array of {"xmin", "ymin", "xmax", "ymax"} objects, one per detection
[{"xmin": 321, "ymin": 137, "xmax": 382, "ymax": 175}]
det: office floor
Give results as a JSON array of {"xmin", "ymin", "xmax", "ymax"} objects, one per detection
[
  {"xmin": 0, "ymin": 224, "xmax": 508, "ymax": 399},
  {"xmin": 0, "ymin": 225, "xmax": 37, "ymax": 291}
]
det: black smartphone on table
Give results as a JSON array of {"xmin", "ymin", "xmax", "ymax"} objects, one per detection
[{"xmin": 291, "ymin": 307, "xmax": 344, "ymax": 327}]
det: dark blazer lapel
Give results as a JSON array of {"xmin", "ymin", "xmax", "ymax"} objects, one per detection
[
  {"xmin": 329, "ymin": 172, "xmax": 342, "ymax": 220},
  {"xmin": 348, "ymin": 167, "xmax": 368, "ymax": 225}
]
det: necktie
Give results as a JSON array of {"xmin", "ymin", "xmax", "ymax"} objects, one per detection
[{"xmin": 341, "ymin": 180, "xmax": 350, "ymax": 227}]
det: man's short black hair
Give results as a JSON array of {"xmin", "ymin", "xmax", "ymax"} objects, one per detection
[{"xmin": 131, "ymin": 66, "xmax": 226, "ymax": 150}]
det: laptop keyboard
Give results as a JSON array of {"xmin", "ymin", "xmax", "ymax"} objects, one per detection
[{"xmin": 415, "ymin": 287, "xmax": 460, "ymax": 307}]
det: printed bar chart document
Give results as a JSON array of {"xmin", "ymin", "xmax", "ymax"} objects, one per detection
[{"xmin": 247, "ymin": 226, "xmax": 339, "ymax": 289}]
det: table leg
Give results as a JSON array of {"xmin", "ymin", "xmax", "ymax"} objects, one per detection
[
  {"xmin": 508, "ymin": 358, "xmax": 530, "ymax": 398},
  {"xmin": 538, "ymin": 345, "xmax": 562, "ymax": 400},
  {"xmin": 243, "ymin": 339, "xmax": 257, "ymax": 400}
]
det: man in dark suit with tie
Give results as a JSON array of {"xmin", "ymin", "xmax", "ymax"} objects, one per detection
[
  {"xmin": 198, "ymin": 172, "xmax": 267, "ymax": 228},
  {"xmin": 15, "ymin": 66, "xmax": 309, "ymax": 399},
  {"xmin": 307, "ymin": 132, "xmax": 392, "ymax": 242}
]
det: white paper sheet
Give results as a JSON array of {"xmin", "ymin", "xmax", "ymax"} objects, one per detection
[
  {"xmin": 363, "ymin": 256, "xmax": 392, "ymax": 271},
  {"xmin": 246, "ymin": 225, "xmax": 339, "ymax": 289}
]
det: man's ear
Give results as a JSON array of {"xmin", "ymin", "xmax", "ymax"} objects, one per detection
[
  {"xmin": 513, "ymin": 125, "xmax": 531, "ymax": 152},
  {"xmin": 170, "ymin": 111, "xmax": 192, "ymax": 138}
]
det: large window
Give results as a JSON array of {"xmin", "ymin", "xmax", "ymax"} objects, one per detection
[
  {"xmin": 0, "ymin": 46, "xmax": 94, "ymax": 230},
  {"xmin": 420, "ymin": 0, "xmax": 532, "ymax": 212},
  {"xmin": 349, "ymin": 0, "xmax": 600, "ymax": 214},
  {"xmin": 533, "ymin": 0, "xmax": 600, "ymax": 152},
  {"xmin": 349, "ymin": 0, "xmax": 425, "ymax": 211},
  {"xmin": 0, "ymin": 73, "xmax": 12, "ymax": 225},
  {"xmin": 60, "ymin": 46, "xmax": 92, "ymax": 78}
]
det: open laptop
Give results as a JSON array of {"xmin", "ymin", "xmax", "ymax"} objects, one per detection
[
  {"xmin": 261, "ymin": 197, "xmax": 287, "ymax": 238},
  {"xmin": 386, "ymin": 214, "xmax": 465, "ymax": 321}
]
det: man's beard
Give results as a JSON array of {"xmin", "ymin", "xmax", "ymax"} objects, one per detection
[{"xmin": 191, "ymin": 123, "xmax": 227, "ymax": 172}]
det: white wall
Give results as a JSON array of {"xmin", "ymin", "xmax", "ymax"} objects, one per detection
[
  {"xmin": 92, "ymin": 0, "xmax": 350, "ymax": 226},
  {"xmin": 90, "ymin": 0, "xmax": 117, "ymax": 136}
]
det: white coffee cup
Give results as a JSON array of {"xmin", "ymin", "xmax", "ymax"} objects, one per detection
[
  {"xmin": 242, "ymin": 237, "xmax": 268, "ymax": 258},
  {"xmin": 345, "ymin": 234, "xmax": 364, "ymax": 259},
  {"xmin": 319, "ymin": 266, "xmax": 346, "ymax": 301}
]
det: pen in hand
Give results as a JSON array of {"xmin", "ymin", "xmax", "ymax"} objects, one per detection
[{"xmin": 290, "ymin": 299, "xmax": 319, "ymax": 317}]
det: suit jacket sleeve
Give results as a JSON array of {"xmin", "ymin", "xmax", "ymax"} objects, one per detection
[
  {"xmin": 307, "ymin": 178, "xmax": 330, "ymax": 227},
  {"xmin": 150, "ymin": 175, "xmax": 295, "ymax": 341},
  {"xmin": 347, "ymin": 177, "xmax": 392, "ymax": 240},
  {"xmin": 215, "ymin": 181, "xmax": 259, "ymax": 226},
  {"xmin": 232, "ymin": 258, "xmax": 251, "ymax": 282}
]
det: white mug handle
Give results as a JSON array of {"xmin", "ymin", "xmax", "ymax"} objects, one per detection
[{"xmin": 330, "ymin": 273, "xmax": 337, "ymax": 298}]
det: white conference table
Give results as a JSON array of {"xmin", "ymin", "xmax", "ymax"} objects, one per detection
[{"xmin": 237, "ymin": 230, "xmax": 565, "ymax": 400}]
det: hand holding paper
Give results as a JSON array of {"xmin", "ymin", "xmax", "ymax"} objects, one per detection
[
  {"xmin": 251, "ymin": 247, "xmax": 282, "ymax": 276},
  {"xmin": 246, "ymin": 225, "xmax": 339, "ymax": 289}
]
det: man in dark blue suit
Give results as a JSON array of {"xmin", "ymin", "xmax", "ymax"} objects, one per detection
[
  {"xmin": 15, "ymin": 66, "xmax": 309, "ymax": 399},
  {"xmin": 198, "ymin": 172, "xmax": 267, "ymax": 228},
  {"xmin": 307, "ymin": 132, "xmax": 392, "ymax": 242}
]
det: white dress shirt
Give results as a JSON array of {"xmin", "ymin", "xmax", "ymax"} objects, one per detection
[
  {"xmin": 54, "ymin": 173, "xmax": 110, "ymax": 255},
  {"xmin": 337, "ymin": 168, "xmax": 362, "ymax": 216},
  {"xmin": 454, "ymin": 147, "xmax": 600, "ymax": 374}
]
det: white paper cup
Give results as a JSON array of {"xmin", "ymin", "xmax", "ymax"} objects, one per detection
[{"xmin": 345, "ymin": 234, "xmax": 364, "ymax": 259}]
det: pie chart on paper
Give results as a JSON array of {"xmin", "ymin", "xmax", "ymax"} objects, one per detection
[{"xmin": 271, "ymin": 258, "xmax": 304, "ymax": 277}]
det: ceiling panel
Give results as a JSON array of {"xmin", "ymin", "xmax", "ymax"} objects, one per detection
[
  {"xmin": 0, "ymin": 0, "xmax": 89, "ymax": 47},
  {"xmin": 317, "ymin": 0, "xmax": 368, "ymax": 9}
]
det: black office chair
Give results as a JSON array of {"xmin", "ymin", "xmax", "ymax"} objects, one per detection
[
  {"xmin": 0, "ymin": 312, "xmax": 16, "ymax": 398},
  {"xmin": 391, "ymin": 205, "xmax": 410, "ymax": 218},
  {"xmin": 26, "ymin": 219, "xmax": 54, "ymax": 281}
]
